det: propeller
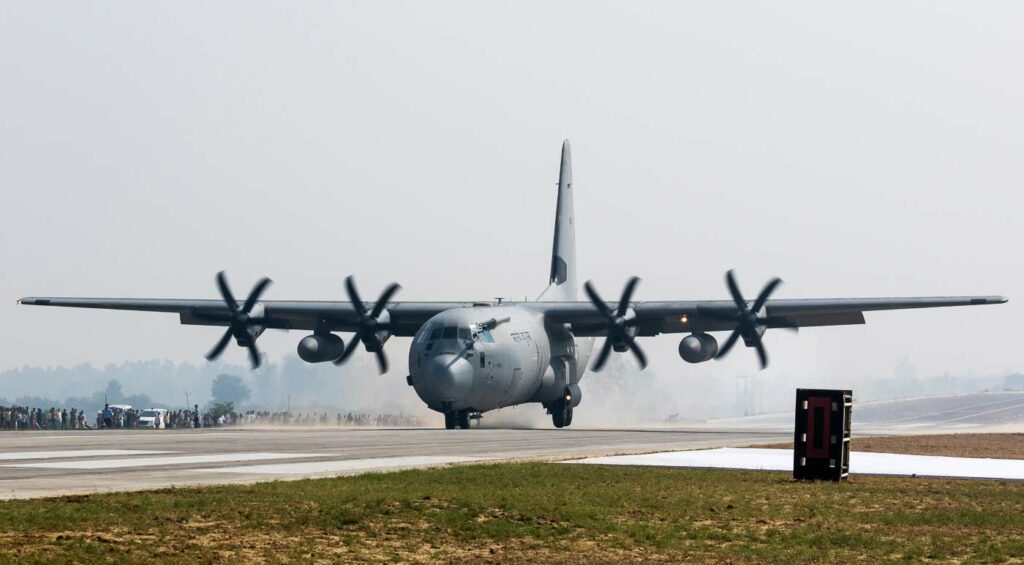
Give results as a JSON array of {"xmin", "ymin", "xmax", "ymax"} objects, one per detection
[
  {"xmin": 583, "ymin": 276, "xmax": 647, "ymax": 371},
  {"xmin": 333, "ymin": 275, "xmax": 402, "ymax": 374},
  {"xmin": 205, "ymin": 271, "xmax": 273, "ymax": 369},
  {"xmin": 713, "ymin": 269, "xmax": 783, "ymax": 369}
]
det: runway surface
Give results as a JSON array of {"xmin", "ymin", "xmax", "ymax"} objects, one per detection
[
  {"xmin": 573, "ymin": 448, "xmax": 1024, "ymax": 480},
  {"xmin": 0, "ymin": 427, "xmax": 789, "ymax": 499},
  {"xmin": 711, "ymin": 391, "xmax": 1024, "ymax": 431}
]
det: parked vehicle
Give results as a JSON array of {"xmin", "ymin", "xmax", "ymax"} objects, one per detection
[{"xmin": 137, "ymin": 408, "xmax": 167, "ymax": 429}]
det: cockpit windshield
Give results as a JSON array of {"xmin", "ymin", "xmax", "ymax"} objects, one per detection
[{"xmin": 434, "ymin": 326, "xmax": 471, "ymax": 341}]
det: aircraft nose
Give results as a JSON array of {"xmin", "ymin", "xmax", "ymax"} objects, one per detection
[{"xmin": 421, "ymin": 353, "xmax": 474, "ymax": 400}]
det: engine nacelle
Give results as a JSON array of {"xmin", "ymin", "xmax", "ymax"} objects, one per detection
[
  {"xmin": 297, "ymin": 334, "xmax": 345, "ymax": 363},
  {"xmin": 679, "ymin": 333, "xmax": 718, "ymax": 363}
]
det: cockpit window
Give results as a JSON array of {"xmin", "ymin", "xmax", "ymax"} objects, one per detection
[
  {"xmin": 429, "ymin": 328, "xmax": 442, "ymax": 340},
  {"xmin": 441, "ymin": 326, "xmax": 458, "ymax": 339},
  {"xmin": 415, "ymin": 323, "xmax": 434, "ymax": 343},
  {"xmin": 457, "ymin": 327, "xmax": 471, "ymax": 341}
]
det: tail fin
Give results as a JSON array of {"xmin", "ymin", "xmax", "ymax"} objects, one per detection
[{"xmin": 539, "ymin": 139, "xmax": 577, "ymax": 301}]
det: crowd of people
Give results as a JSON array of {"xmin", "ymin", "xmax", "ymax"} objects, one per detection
[
  {"xmin": 1, "ymin": 404, "xmax": 422, "ymax": 430},
  {"xmin": 0, "ymin": 406, "xmax": 89, "ymax": 430}
]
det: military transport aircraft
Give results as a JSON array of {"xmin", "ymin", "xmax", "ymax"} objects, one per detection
[{"xmin": 19, "ymin": 140, "xmax": 1007, "ymax": 429}]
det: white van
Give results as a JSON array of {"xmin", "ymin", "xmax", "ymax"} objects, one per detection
[{"xmin": 137, "ymin": 408, "xmax": 168, "ymax": 429}]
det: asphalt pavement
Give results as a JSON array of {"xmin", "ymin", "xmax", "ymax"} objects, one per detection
[{"xmin": 0, "ymin": 426, "xmax": 789, "ymax": 499}]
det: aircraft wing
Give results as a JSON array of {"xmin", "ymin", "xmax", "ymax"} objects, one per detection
[
  {"xmin": 18, "ymin": 295, "xmax": 1007, "ymax": 338},
  {"xmin": 535, "ymin": 295, "xmax": 1008, "ymax": 336},
  {"xmin": 16, "ymin": 297, "xmax": 475, "ymax": 337}
]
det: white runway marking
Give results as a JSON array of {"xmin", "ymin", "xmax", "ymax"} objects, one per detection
[
  {"xmin": 570, "ymin": 448, "xmax": 1024, "ymax": 480},
  {"xmin": 0, "ymin": 450, "xmax": 170, "ymax": 461},
  {"xmin": 201, "ymin": 455, "xmax": 486, "ymax": 475},
  {"xmin": 2, "ymin": 452, "xmax": 324, "ymax": 470}
]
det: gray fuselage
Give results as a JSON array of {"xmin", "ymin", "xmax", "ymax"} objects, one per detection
[{"xmin": 408, "ymin": 305, "xmax": 594, "ymax": 414}]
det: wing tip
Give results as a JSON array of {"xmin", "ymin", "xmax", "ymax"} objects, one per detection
[{"xmin": 975, "ymin": 296, "xmax": 1008, "ymax": 305}]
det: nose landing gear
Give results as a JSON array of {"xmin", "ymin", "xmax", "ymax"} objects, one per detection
[{"xmin": 444, "ymin": 409, "xmax": 472, "ymax": 430}]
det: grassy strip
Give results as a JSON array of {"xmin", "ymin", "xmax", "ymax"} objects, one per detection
[{"xmin": 1, "ymin": 463, "xmax": 1022, "ymax": 562}]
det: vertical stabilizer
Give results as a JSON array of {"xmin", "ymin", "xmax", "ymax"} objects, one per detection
[{"xmin": 539, "ymin": 139, "xmax": 577, "ymax": 301}]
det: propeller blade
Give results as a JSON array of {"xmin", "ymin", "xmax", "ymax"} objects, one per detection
[
  {"xmin": 626, "ymin": 338, "xmax": 648, "ymax": 370},
  {"xmin": 754, "ymin": 339, "xmax": 768, "ymax": 369},
  {"xmin": 592, "ymin": 338, "xmax": 614, "ymax": 371},
  {"xmin": 583, "ymin": 281, "xmax": 613, "ymax": 318},
  {"xmin": 216, "ymin": 271, "xmax": 239, "ymax": 313},
  {"xmin": 345, "ymin": 276, "xmax": 367, "ymax": 317},
  {"xmin": 616, "ymin": 276, "xmax": 641, "ymax": 318},
  {"xmin": 242, "ymin": 277, "xmax": 273, "ymax": 313},
  {"xmin": 374, "ymin": 349, "xmax": 389, "ymax": 374},
  {"xmin": 751, "ymin": 277, "xmax": 783, "ymax": 313},
  {"xmin": 725, "ymin": 269, "xmax": 746, "ymax": 311},
  {"xmin": 205, "ymin": 328, "xmax": 234, "ymax": 361},
  {"xmin": 716, "ymin": 329, "xmax": 742, "ymax": 359},
  {"xmin": 246, "ymin": 341, "xmax": 262, "ymax": 370},
  {"xmin": 333, "ymin": 334, "xmax": 362, "ymax": 365},
  {"xmin": 370, "ymin": 282, "xmax": 402, "ymax": 319}
]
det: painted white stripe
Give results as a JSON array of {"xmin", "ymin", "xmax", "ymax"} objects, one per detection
[
  {"xmin": 0, "ymin": 450, "xmax": 170, "ymax": 461},
  {"xmin": 570, "ymin": 448, "xmax": 1024, "ymax": 480},
  {"xmin": 200, "ymin": 455, "xmax": 485, "ymax": 475},
  {"xmin": 2, "ymin": 452, "xmax": 324, "ymax": 470}
]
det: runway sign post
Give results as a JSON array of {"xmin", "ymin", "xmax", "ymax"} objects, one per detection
[{"xmin": 793, "ymin": 388, "xmax": 852, "ymax": 481}]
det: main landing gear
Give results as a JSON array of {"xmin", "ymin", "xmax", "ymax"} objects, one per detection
[
  {"xmin": 551, "ymin": 398, "xmax": 573, "ymax": 429},
  {"xmin": 444, "ymin": 409, "xmax": 472, "ymax": 430}
]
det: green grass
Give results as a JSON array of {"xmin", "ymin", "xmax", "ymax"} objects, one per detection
[{"xmin": 1, "ymin": 463, "xmax": 1023, "ymax": 562}]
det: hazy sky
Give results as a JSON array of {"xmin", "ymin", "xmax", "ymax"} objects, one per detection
[{"xmin": 1, "ymin": 2, "xmax": 1021, "ymax": 382}]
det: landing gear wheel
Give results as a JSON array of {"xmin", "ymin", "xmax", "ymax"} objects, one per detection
[
  {"xmin": 552, "ymin": 402, "xmax": 573, "ymax": 428},
  {"xmin": 458, "ymin": 410, "xmax": 471, "ymax": 430},
  {"xmin": 444, "ymin": 412, "xmax": 456, "ymax": 430}
]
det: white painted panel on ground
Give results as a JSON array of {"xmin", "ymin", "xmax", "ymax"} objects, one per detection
[
  {"xmin": 1, "ymin": 452, "xmax": 325, "ymax": 470},
  {"xmin": 201, "ymin": 456, "xmax": 486, "ymax": 475},
  {"xmin": 0, "ymin": 450, "xmax": 170, "ymax": 461},
  {"xmin": 570, "ymin": 448, "xmax": 1024, "ymax": 480}
]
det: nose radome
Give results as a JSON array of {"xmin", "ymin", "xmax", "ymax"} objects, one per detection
[{"xmin": 422, "ymin": 353, "xmax": 474, "ymax": 400}]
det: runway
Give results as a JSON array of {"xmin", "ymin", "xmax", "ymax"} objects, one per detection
[{"xmin": 0, "ymin": 427, "xmax": 789, "ymax": 499}]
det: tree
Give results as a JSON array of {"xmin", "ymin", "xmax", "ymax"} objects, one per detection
[
  {"xmin": 208, "ymin": 401, "xmax": 234, "ymax": 420},
  {"xmin": 104, "ymin": 380, "xmax": 124, "ymax": 403},
  {"xmin": 211, "ymin": 374, "xmax": 251, "ymax": 406}
]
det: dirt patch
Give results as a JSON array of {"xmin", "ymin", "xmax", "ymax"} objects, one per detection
[{"xmin": 762, "ymin": 433, "xmax": 1024, "ymax": 459}]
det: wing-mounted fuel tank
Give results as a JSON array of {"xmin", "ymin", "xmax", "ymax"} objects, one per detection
[
  {"xmin": 297, "ymin": 334, "xmax": 345, "ymax": 363},
  {"xmin": 678, "ymin": 333, "xmax": 719, "ymax": 363}
]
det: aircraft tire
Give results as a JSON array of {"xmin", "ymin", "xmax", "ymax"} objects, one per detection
[
  {"xmin": 444, "ymin": 412, "xmax": 456, "ymax": 430},
  {"xmin": 552, "ymin": 402, "xmax": 572, "ymax": 428},
  {"xmin": 458, "ymin": 410, "xmax": 471, "ymax": 429}
]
